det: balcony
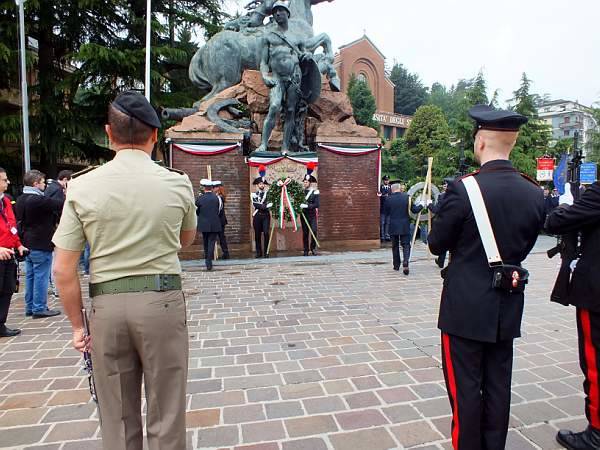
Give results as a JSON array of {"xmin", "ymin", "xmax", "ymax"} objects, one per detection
[{"xmin": 559, "ymin": 121, "xmax": 583, "ymax": 129}]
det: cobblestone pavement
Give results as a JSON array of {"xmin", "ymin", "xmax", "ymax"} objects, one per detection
[{"xmin": 0, "ymin": 239, "xmax": 587, "ymax": 449}]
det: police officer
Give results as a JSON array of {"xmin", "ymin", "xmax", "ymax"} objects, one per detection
[
  {"xmin": 0, "ymin": 168, "xmax": 28, "ymax": 337},
  {"xmin": 252, "ymin": 166, "xmax": 273, "ymax": 258},
  {"xmin": 196, "ymin": 179, "xmax": 222, "ymax": 270},
  {"xmin": 300, "ymin": 165, "xmax": 319, "ymax": 256},
  {"xmin": 52, "ymin": 91, "xmax": 197, "ymax": 450},
  {"xmin": 378, "ymin": 175, "xmax": 392, "ymax": 241},
  {"xmin": 428, "ymin": 105, "xmax": 545, "ymax": 450},
  {"xmin": 546, "ymin": 181, "xmax": 600, "ymax": 449}
]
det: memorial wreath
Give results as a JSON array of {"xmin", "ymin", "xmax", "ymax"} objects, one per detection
[{"xmin": 266, "ymin": 177, "xmax": 305, "ymax": 230}]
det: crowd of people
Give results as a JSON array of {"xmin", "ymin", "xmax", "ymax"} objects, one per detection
[{"xmin": 2, "ymin": 91, "xmax": 600, "ymax": 450}]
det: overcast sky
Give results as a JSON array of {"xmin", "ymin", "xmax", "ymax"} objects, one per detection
[{"xmin": 224, "ymin": 0, "xmax": 599, "ymax": 107}]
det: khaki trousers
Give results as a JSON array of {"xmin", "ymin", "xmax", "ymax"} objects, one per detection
[{"xmin": 90, "ymin": 290, "xmax": 188, "ymax": 450}]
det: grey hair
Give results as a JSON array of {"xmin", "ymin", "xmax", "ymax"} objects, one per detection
[{"xmin": 391, "ymin": 183, "xmax": 401, "ymax": 192}]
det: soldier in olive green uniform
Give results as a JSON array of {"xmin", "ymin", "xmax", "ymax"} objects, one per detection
[{"xmin": 52, "ymin": 91, "xmax": 197, "ymax": 450}]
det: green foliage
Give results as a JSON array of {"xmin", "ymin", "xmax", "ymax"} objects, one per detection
[
  {"xmin": 388, "ymin": 63, "xmax": 428, "ymax": 115},
  {"xmin": 0, "ymin": 0, "xmax": 226, "ymax": 174},
  {"xmin": 347, "ymin": 74, "xmax": 379, "ymax": 129},
  {"xmin": 265, "ymin": 178, "xmax": 305, "ymax": 222},
  {"xmin": 404, "ymin": 105, "xmax": 451, "ymax": 160},
  {"xmin": 383, "ymin": 139, "xmax": 417, "ymax": 184},
  {"xmin": 586, "ymin": 107, "xmax": 600, "ymax": 163},
  {"xmin": 509, "ymin": 73, "xmax": 552, "ymax": 177}
]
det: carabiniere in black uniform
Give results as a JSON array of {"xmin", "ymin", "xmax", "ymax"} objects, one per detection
[
  {"xmin": 252, "ymin": 171, "xmax": 271, "ymax": 258},
  {"xmin": 428, "ymin": 105, "xmax": 545, "ymax": 450},
  {"xmin": 546, "ymin": 181, "xmax": 600, "ymax": 449},
  {"xmin": 301, "ymin": 167, "xmax": 319, "ymax": 256}
]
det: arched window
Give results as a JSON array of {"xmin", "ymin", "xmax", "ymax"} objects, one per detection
[{"xmin": 357, "ymin": 72, "xmax": 367, "ymax": 84}]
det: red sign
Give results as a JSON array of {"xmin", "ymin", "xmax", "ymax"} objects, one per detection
[{"xmin": 536, "ymin": 157, "xmax": 554, "ymax": 181}]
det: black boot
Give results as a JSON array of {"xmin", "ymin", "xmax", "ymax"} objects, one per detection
[
  {"xmin": 557, "ymin": 426, "xmax": 600, "ymax": 449},
  {"xmin": 0, "ymin": 326, "xmax": 21, "ymax": 337}
]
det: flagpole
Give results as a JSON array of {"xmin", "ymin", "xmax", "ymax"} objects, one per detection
[
  {"xmin": 16, "ymin": 0, "xmax": 31, "ymax": 172},
  {"xmin": 144, "ymin": 0, "xmax": 151, "ymax": 101}
]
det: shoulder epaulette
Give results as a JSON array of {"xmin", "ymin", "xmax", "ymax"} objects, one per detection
[
  {"xmin": 458, "ymin": 170, "xmax": 480, "ymax": 181},
  {"xmin": 72, "ymin": 165, "xmax": 99, "ymax": 178},
  {"xmin": 520, "ymin": 172, "xmax": 539, "ymax": 186},
  {"xmin": 165, "ymin": 166, "xmax": 185, "ymax": 175}
]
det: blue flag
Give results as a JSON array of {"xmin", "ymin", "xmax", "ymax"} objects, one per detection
[{"xmin": 553, "ymin": 154, "xmax": 568, "ymax": 195}]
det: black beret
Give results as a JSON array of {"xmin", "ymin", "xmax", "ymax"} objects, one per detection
[
  {"xmin": 112, "ymin": 91, "xmax": 161, "ymax": 129},
  {"xmin": 469, "ymin": 104, "xmax": 528, "ymax": 132}
]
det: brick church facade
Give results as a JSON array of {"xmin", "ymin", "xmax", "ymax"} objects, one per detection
[{"xmin": 334, "ymin": 35, "xmax": 412, "ymax": 141}]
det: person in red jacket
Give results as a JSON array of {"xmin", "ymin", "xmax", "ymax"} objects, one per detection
[{"xmin": 0, "ymin": 168, "xmax": 28, "ymax": 337}]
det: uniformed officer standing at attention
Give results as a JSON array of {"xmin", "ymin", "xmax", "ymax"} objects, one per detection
[
  {"xmin": 52, "ymin": 91, "xmax": 197, "ymax": 450},
  {"xmin": 546, "ymin": 181, "xmax": 600, "ymax": 449},
  {"xmin": 428, "ymin": 105, "xmax": 545, "ymax": 450},
  {"xmin": 300, "ymin": 164, "xmax": 319, "ymax": 256},
  {"xmin": 196, "ymin": 179, "xmax": 222, "ymax": 270},
  {"xmin": 252, "ymin": 165, "xmax": 273, "ymax": 258},
  {"xmin": 378, "ymin": 175, "xmax": 392, "ymax": 241}
]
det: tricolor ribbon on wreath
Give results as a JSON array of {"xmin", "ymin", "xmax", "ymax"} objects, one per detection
[{"xmin": 277, "ymin": 178, "xmax": 298, "ymax": 231}]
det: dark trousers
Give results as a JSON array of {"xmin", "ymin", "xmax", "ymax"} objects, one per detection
[
  {"xmin": 441, "ymin": 332, "xmax": 513, "ymax": 450},
  {"xmin": 0, "ymin": 259, "xmax": 17, "ymax": 327},
  {"xmin": 253, "ymin": 213, "xmax": 270, "ymax": 256},
  {"xmin": 217, "ymin": 228, "xmax": 229, "ymax": 257},
  {"xmin": 202, "ymin": 232, "xmax": 218, "ymax": 268},
  {"xmin": 380, "ymin": 212, "xmax": 390, "ymax": 240},
  {"xmin": 391, "ymin": 234, "xmax": 411, "ymax": 269},
  {"xmin": 301, "ymin": 214, "xmax": 317, "ymax": 253},
  {"xmin": 576, "ymin": 308, "xmax": 600, "ymax": 430}
]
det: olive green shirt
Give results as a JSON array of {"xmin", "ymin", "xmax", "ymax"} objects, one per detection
[{"xmin": 52, "ymin": 149, "xmax": 197, "ymax": 283}]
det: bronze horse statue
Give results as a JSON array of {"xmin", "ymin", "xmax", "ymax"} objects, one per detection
[{"xmin": 189, "ymin": 0, "xmax": 339, "ymax": 102}]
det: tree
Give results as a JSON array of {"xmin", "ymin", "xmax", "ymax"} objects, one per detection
[
  {"xmin": 509, "ymin": 73, "xmax": 552, "ymax": 177},
  {"xmin": 404, "ymin": 105, "xmax": 454, "ymax": 182},
  {"xmin": 347, "ymin": 74, "xmax": 378, "ymax": 129},
  {"xmin": 0, "ymin": 1, "xmax": 226, "ymax": 175},
  {"xmin": 585, "ymin": 107, "xmax": 600, "ymax": 163},
  {"xmin": 383, "ymin": 138, "xmax": 417, "ymax": 184},
  {"xmin": 388, "ymin": 63, "xmax": 428, "ymax": 115}
]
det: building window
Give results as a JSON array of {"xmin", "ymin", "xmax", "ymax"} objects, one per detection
[
  {"xmin": 395, "ymin": 127, "xmax": 405, "ymax": 138},
  {"xmin": 383, "ymin": 125, "xmax": 392, "ymax": 140},
  {"xmin": 564, "ymin": 129, "xmax": 570, "ymax": 137},
  {"xmin": 357, "ymin": 73, "xmax": 367, "ymax": 84},
  {"xmin": 564, "ymin": 116, "xmax": 570, "ymax": 124}
]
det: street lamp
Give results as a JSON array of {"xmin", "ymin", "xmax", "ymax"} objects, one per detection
[{"xmin": 16, "ymin": 0, "xmax": 31, "ymax": 172}]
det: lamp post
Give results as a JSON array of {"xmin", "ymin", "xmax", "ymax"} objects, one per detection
[{"xmin": 16, "ymin": 0, "xmax": 31, "ymax": 172}]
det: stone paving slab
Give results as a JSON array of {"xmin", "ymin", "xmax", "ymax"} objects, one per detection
[{"xmin": 0, "ymin": 240, "xmax": 585, "ymax": 449}]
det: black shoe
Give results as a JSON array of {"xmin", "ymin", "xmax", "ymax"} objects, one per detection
[
  {"xmin": 25, "ymin": 311, "xmax": 33, "ymax": 317},
  {"xmin": 393, "ymin": 267, "xmax": 399, "ymax": 271},
  {"xmin": 311, "ymin": 249, "xmax": 318, "ymax": 256},
  {"xmin": 32, "ymin": 309, "xmax": 61, "ymax": 319},
  {"xmin": 435, "ymin": 257, "xmax": 444, "ymax": 269},
  {"xmin": 206, "ymin": 262, "xmax": 213, "ymax": 271},
  {"xmin": 403, "ymin": 267, "xmax": 409, "ymax": 275},
  {"xmin": 303, "ymin": 251, "xmax": 308, "ymax": 256},
  {"xmin": 264, "ymin": 254, "xmax": 269, "ymax": 259},
  {"xmin": 0, "ymin": 326, "xmax": 21, "ymax": 337},
  {"xmin": 557, "ymin": 427, "xmax": 600, "ymax": 449},
  {"xmin": 222, "ymin": 253, "xmax": 230, "ymax": 260},
  {"xmin": 255, "ymin": 254, "xmax": 262, "ymax": 258}
]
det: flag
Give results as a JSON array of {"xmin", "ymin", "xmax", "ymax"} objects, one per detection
[{"xmin": 553, "ymin": 154, "xmax": 567, "ymax": 195}]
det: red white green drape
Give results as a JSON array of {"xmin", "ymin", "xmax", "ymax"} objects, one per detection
[
  {"xmin": 172, "ymin": 142, "xmax": 241, "ymax": 155},
  {"xmin": 246, "ymin": 154, "xmax": 318, "ymax": 167}
]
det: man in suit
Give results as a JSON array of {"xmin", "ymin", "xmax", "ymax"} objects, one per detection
[
  {"xmin": 546, "ymin": 181, "xmax": 600, "ymax": 449},
  {"xmin": 428, "ymin": 105, "xmax": 545, "ymax": 450},
  {"xmin": 196, "ymin": 179, "xmax": 222, "ymax": 270},
  {"xmin": 384, "ymin": 183, "xmax": 423, "ymax": 274}
]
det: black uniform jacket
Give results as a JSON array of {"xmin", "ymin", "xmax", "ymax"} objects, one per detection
[
  {"xmin": 428, "ymin": 191, "xmax": 446, "ymax": 215},
  {"xmin": 380, "ymin": 184, "xmax": 391, "ymax": 209},
  {"xmin": 428, "ymin": 160, "xmax": 545, "ymax": 342},
  {"xmin": 384, "ymin": 192, "xmax": 422, "ymax": 236},
  {"xmin": 252, "ymin": 190, "xmax": 270, "ymax": 216},
  {"xmin": 196, "ymin": 192, "xmax": 222, "ymax": 233},
  {"xmin": 303, "ymin": 189, "xmax": 319, "ymax": 219},
  {"xmin": 546, "ymin": 181, "xmax": 600, "ymax": 310}
]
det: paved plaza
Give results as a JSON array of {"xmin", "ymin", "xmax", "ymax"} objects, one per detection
[{"xmin": 0, "ymin": 237, "xmax": 588, "ymax": 449}]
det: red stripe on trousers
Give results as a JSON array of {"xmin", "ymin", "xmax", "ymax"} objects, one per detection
[
  {"xmin": 581, "ymin": 309, "xmax": 600, "ymax": 429},
  {"xmin": 443, "ymin": 333, "xmax": 460, "ymax": 449}
]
